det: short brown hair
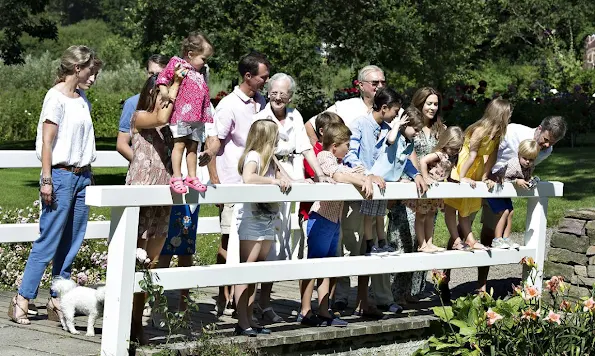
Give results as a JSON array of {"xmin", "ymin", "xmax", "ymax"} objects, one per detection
[
  {"xmin": 540, "ymin": 116, "xmax": 567, "ymax": 142},
  {"xmin": 182, "ymin": 31, "xmax": 213, "ymax": 57},
  {"xmin": 518, "ymin": 139, "xmax": 539, "ymax": 160},
  {"xmin": 315, "ymin": 112, "xmax": 344, "ymax": 139},
  {"xmin": 322, "ymin": 123, "xmax": 352, "ymax": 150},
  {"xmin": 402, "ymin": 106, "xmax": 424, "ymax": 132}
]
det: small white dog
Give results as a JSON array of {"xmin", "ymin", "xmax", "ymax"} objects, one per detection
[{"xmin": 51, "ymin": 278, "xmax": 106, "ymax": 336}]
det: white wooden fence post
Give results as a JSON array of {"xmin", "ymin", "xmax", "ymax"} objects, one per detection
[
  {"xmin": 523, "ymin": 196, "xmax": 549, "ymax": 289},
  {"xmin": 101, "ymin": 206, "xmax": 140, "ymax": 356}
]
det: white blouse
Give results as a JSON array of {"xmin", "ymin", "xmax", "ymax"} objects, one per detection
[
  {"xmin": 253, "ymin": 103, "xmax": 312, "ymax": 156},
  {"xmin": 35, "ymin": 88, "xmax": 96, "ymax": 167}
]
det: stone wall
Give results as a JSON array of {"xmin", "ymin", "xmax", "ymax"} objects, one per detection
[{"xmin": 544, "ymin": 208, "xmax": 595, "ymax": 297}]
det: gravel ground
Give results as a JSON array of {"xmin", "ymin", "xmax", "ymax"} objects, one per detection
[{"xmin": 315, "ymin": 228, "xmax": 554, "ymax": 356}]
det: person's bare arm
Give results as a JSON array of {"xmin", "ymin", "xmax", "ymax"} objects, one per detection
[
  {"xmin": 420, "ymin": 153, "xmax": 439, "ymax": 184},
  {"xmin": 459, "ymin": 130, "xmax": 483, "ymax": 188},
  {"xmin": 116, "ymin": 131, "xmax": 133, "ymax": 162},
  {"xmin": 305, "ymin": 121, "xmax": 318, "ymax": 147},
  {"xmin": 39, "ymin": 121, "xmax": 58, "ymax": 205}
]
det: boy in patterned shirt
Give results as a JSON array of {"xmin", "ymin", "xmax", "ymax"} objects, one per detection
[
  {"xmin": 298, "ymin": 123, "xmax": 381, "ymax": 327},
  {"xmin": 487, "ymin": 139, "xmax": 539, "ymax": 249}
]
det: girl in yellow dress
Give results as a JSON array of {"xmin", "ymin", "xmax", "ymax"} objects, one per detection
[{"xmin": 443, "ymin": 98, "xmax": 512, "ymax": 251}]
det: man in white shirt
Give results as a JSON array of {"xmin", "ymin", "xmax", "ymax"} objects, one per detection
[
  {"xmin": 477, "ymin": 115, "xmax": 567, "ymax": 292},
  {"xmin": 304, "ymin": 65, "xmax": 386, "ymax": 146}
]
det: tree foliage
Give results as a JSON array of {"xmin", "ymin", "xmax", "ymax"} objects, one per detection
[{"xmin": 0, "ymin": 0, "xmax": 57, "ymax": 64}]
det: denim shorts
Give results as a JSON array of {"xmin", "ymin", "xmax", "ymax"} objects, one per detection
[
  {"xmin": 238, "ymin": 214, "xmax": 276, "ymax": 241},
  {"xmin": 486, "ymin": 198, "xmax": 514, "ymax": 214},
  {"xmin": 307, "ymin": 212, "xmax": 340, "ymax": 258}
]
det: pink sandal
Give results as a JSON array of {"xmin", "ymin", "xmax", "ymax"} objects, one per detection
[
  {"xmin": 184, "ymin": 176, "xmax": 207, "ymax": 193},
  {"xmin": 170, "ymin": 177, "xmax": 188, "ymax": 194}
]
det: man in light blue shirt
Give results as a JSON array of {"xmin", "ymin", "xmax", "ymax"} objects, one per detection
[{"xmin": 116, "ymin": 54, "xmax": 170, "ymax": 161}]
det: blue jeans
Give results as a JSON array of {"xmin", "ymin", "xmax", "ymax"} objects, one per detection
[
  {"xmin": 307, "ymin": 212, "xmax": 340, "ymax": 259},
  {"xmin": 19, "ymin": 168, "xmax": 92, "ymax": 299}
]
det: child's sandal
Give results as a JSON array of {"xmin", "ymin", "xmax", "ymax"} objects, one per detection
[
  {"xmin": 170, "ymin": 177, "xmax": 188, "ymax": 194},
  {"xmin": 184, "ymin": 177, "xmax": 207, "ymax": 193},
  {"xmin": 452, "ymin": 241, "xmax": 472, "ymax": 252}
]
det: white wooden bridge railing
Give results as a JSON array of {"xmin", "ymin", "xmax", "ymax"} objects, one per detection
[
  {"xmin": 0, "ymin": 151, "xmax": 563, "ymax": 356},
  {"xmin": 87, "ymin": 181, "xmax": 562, "ymax": 356}
]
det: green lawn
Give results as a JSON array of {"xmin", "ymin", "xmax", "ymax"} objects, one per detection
[{"xmin": 0, "ymin": 145, "xmax": 592, "ymax": 249}]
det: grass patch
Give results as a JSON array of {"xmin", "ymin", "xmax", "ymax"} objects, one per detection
[{"xmin": 0, "ymin": 146, "xmax": 591, "ymax": 249}]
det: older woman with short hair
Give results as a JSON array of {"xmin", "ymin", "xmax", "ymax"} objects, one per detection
[{"xmin": 251, "ymin": 72, "xmax": 333, "ymax": 322}]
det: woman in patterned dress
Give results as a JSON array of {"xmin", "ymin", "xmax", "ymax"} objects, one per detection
[
  {"xmin": 388, "ymin": 87, "xmax": 445, "ymax": 305},
  {"xmin": 127, "ymin": 67, "xmax": 186, "ymax": 343}
]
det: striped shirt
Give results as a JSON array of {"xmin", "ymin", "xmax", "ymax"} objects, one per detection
[{"xmin": 310, "ymin": 151, "xmax": 364, "ymax": 223}]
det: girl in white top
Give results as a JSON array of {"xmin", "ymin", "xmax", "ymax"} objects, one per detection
[
  {"xmin": 10, "ymin": 46, "xmax": 100, "ymax": 326},
  {"xmin": 233, "ymin": 119, "xmax": 291, "ymax": 336}
]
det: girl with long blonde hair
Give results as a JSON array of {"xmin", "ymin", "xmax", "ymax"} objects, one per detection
[
  {"xmin": 443, "ymin": 98, "xmax": 512, "ymax": 252},
  {"xmin": 417, "ymin": 126, "xmax": 465, "ymax": 252},
  {"xmin": 233, "ymin": 119, "xmax": 292, "ymax": 336}
]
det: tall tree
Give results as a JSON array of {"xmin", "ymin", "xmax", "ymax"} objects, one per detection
[{"xmin": 0, "ymin": 0, "xmax": 57, "ymax": 65}]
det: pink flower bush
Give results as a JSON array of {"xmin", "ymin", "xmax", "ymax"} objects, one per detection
[
  {"xmin": 521, "ymin": 309, "xmax": 538, "ymax": 321},
  {"xmin": 543, "ymin": 310, "xmax": 562, "ymax": 325},
  {"xmin": 545, "ymin": 276, "xmax": 564, "ymax": 293},
  {"xmin": 522, "ymin": 286, "xmax": 541, "ymax": 301},
  {"xmin": 583, "ymin": 297, "xmax": 595, "ymax": 312},
  {"xmin": 486, "ymin": 308, "xmax": 503, "ymax": 326}
]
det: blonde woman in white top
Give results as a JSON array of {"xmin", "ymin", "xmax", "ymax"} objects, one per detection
[{"xmin": 9, "ymin": 46, "xmax": 100, "ymax": 326}]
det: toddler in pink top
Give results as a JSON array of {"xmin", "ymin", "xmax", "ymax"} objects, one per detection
[{"xmin": 157, "ymin": 31, "xmax": 214, "ymax": 194}]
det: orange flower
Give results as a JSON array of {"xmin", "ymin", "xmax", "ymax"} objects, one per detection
[
  {"xmin": 521, "ymin": 309, "xmax": 538, "ymax": 321},
  {"xmin": 520, "ymin": 256, "xmax": 536, "ymax": 268},
  {"xmin": 512, "ymin": 284, "xmax": 523, "ymax": 296},
  {"xmin": 583, "ymin": 297, "xmax": 595, "ymax": 312},
  {"xmin": 522, "ymin": 286, "xmax": 541, "ymax": 301},
  {"xmin": 546, "ymin": 276, "xmax": 564, "ymax": 293},
  {"xmin": 543, "ymin": 310, "xmax": 561, "ymax": 325},
  {"xmin": 431, "ymin": 269, "xmax": 447, "ymax": 285},
  {"xmin": 560, "ymin": 300, "xmax": 572, "ymax": 312},
  {"xmin": 486, "ymin": 308, "xmax": 503, "ymax": 326}
]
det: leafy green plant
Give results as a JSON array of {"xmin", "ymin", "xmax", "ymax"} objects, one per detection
[{"xmin": 416, "ymin": 258, "xmax": 595, "ymax": 355}]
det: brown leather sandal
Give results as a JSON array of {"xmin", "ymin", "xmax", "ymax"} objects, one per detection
[
  {"xmin": 46, "ymin": 298, "xmax": 62, "ymax": 322},
  {"xmin": 8, "ymin": 296, "xmax": 31, "ymax": 325}
]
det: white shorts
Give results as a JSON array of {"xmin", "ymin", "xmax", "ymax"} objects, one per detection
[{"xmin": 169, "ymin": 122, "xmax": 205, "ymax": 142}]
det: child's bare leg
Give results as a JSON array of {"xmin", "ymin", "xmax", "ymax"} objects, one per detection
[
  {"xmin": 459, "ymin": 216, "xmax": 475, "ymax": 246},
  {"xmin": 317, "ymin": 278, "xmax": 333, "ymax": 318},
  {"xmin": 171, "ymin": 140, "xmax": 186, "ymax": 178},
  {"xmin": 363, "ymin": 215, "xmax": 375, "ymax": 254},
  {"xmin": 415, "ymin": 212, "xmax": 429, "ymax": 251},
  {"xmin": 494, "ymin": 210, "xmax": 509, "ymax": 238},
  {"xmin": 185, "ymin": 140, "xmax": 199, "ymax": 178},
  {"xmin": 177, "ymin": 255, "xmax": 193, "ymax": 311},
  {"xmin": 300, "ymin": 279, "xmax": 316, "ymax": 316},
  {"xmin": 444, "ymin": 205, "xmax": 461, "ymax": 247},
  {"xmin": 504, "ymin": 210, "xmax": 514, "ymax": 238},
  {"xmin": 425, "ymin": 212, "xmax": 440, "ymax": 249}
]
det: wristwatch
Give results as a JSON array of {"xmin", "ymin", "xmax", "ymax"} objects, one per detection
[{"xmin": 40, "ymin": 177, "xmax": 52, "ymax": 186}]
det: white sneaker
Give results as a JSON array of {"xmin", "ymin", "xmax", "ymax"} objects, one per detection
[
  {"xmin": 491, "ymin": 237, "xmax": 510, "ymax": 249},
  {"xmin": 502, "ymin": 237, "xmax": 520, "ymax": 249}
]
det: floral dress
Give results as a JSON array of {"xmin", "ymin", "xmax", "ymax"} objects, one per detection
[
  {"xmin": 387, "ymin": 131, "xmax": 438, "ymax": 301},
  {"xmin": 126, "ymin": 113, "xmax": 173, "ymax": 239}
]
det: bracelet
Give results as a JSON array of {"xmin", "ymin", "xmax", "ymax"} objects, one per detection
[{"xmin": 40, "ymin": 177, "xmax": 52, "ymax": 186}]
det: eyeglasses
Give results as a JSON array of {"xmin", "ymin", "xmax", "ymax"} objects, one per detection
[
  {"xmin": 363, "ymin": 80, "xmax": 387, "ymax": 87},
  {"xmin": 269, "ymin": 91, "xmax": 290, "ymax": 99}
]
